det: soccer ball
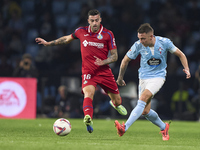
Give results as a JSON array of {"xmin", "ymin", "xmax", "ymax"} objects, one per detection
[{"xmin": 53, "ymin": 118, "xmax": 71, "ymax": 136}]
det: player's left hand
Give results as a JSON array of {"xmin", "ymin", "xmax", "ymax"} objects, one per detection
[
  {"xmin": 183, "ymin": 69, "xmax": 191, "ymax": 79},
  {"xmin": 94, "ymin": 56, "xmax": 104, "ymax": 66}
]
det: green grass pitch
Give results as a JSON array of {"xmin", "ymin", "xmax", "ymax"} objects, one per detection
[{"xmin": 0, "ymin": 118, "xmax": 200, "ymax": 150}]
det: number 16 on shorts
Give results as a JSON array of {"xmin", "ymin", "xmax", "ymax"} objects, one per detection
[{"xmin": 83, "ymin": 74, "xmax": 91, "ymax": 80}]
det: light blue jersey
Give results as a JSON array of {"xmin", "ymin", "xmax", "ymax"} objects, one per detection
[{"xmin": 127, "ymin": 36, "xmax": 177, "ymax": 79}]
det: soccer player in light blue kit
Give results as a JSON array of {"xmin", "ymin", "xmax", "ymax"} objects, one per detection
[{"xmin": 114, "ymin": 23, "xmax": 191, "ymax": 140}]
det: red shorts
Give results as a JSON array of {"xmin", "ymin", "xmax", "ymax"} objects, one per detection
[{"xmin": 81, "ymin": 72, "xmax": 119, "ymax": 94}]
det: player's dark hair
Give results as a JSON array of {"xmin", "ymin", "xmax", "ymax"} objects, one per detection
[
  {"xmin": 88, "ymin": 9, "xmax": 101, "ymax": 17},
  {"xmin": 137, "ymin": 23, "xmax": 154, "ymax": 34}
]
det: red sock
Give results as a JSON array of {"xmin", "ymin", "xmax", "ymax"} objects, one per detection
[{"xmin": 83, "ymin": 97, "xmax": 93, "ymax": 118}]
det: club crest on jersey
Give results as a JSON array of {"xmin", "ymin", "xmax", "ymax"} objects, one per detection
[
  {"xmin": 97, "ymin": 34, "xmax": 103, "ymax": 40},
  {"xmin": 158, "ymin": 47, "xmax": 163, "ymax": 54}
]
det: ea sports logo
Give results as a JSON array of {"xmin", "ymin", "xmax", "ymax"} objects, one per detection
[{"xmin": 0, "ymin": 81, "xmax": 27, "ymax": 117}]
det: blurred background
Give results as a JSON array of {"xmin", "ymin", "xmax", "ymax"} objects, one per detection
[{"xmin": 0, "ymin": 0, "xmax": 200, "ymax": 120}]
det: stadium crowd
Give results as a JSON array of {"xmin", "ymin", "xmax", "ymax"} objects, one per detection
[{"xmin": 0, "ymin": 0, "xmax": 200, "ymax": 120}]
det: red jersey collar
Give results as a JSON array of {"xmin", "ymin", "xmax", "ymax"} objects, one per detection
[{"xmin": 88, "ymin": 24, "xmax": 103, "ymax": 35}]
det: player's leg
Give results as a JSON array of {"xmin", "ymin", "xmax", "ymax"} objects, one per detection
[
  {"xmin": 115, "ymin": 77, "xmax": 153, "ymax": 135},
  {"xmin": 114, "ymin": 89, "xmax": 150, "ymax": 136},
  {"xmin": 142, "ymin": 78, "xmax": 170, "ymax": 140},
  {"xmin": 124, "ymin": 89, "xmax": 152, "ymax": 131},
  {"xmin": 82, "ymin": 85, "xmax": 96, "ymax": 133},
  {"xmin": 108, "ymin": 92, "xmax": 121, "ymax": 106},
  {"xmin": 108, "ymin": 93, "xmax": 127, "ymax": 115},
  {"xmin": 98, "ymin": 73, "xmax": 128, "ymax": 115},
  {"xmin": 143, "ymin": 104, "xmax": 170, "ymax": 140},
  {"xmin": 143, "ymin": 101, "xmax": 170, "ymax": 141},
  {"xmin": 142, "ymin": 78, "xmax": 167, "ymax": 130},
  {"xmin": 82, "ymin": 85, "xmax": 95, "ymax": 118},
  {"xmin": 143, "ymin": 102, "xmax": 166, "ymax": 131}
]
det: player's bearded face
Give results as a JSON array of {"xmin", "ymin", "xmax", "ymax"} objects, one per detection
[{"xmin": 88, "ymin": 15, "xmax": 102, "ymax": 33}]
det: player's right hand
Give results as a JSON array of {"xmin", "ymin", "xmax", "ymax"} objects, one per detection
[
  {"xmin": 116, "ymin": 79, "xmax": 126, "ymax": 86},
  {"xmin": 35, "ymin": 37, "xmax": 49, "ymax": 46}
]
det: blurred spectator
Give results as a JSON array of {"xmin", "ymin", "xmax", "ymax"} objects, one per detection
[
  {"xmin": 35, "ymin": 45, "xmax": 54, "ymax": 70},
  {"xmin": 37, "ymin": 11, "xmax": 56, "ymax": 41},
  {"xmin": 186, "ymin": 0, "xmax": 200, "ymax": 32},
  {"xmin": 50, "ymin": 85, "xmax": 82, "ymax": 118},
  {"xmin": 78, "ymin": 3, "xmax": 91, "ymax": 26},
  {"xmin": 67, "ymin": 59, "xmax": 82, "ymax": 75},
  {"xmin": 1, "ymin": 0, "xmax": 21, "ymax": 21},
  {"xmin": 0, "ymin": 34, "xmax": 5, "ymax": 54},
  {"xmin": 12, "ymin": 53, "xmax": 38, "ymax": 78},
  {"xmin": 6, "ymin": 9, "xmax": 24, "ymax": 37},
  {"xmin": 193, "ymin": 64, "xmax": 200, "ymax": 96},
  {"xmin": 7, "ymin": 33, "xmax": 23, "ymax": 56},
  {"xmin": 34, "ymin": 0, "xmax": 53, "ymax": 19},
  {"xmin": 96, "ymin": 0, "xmax": 113, "ymax": 18},
  {"xmin": 0, "ymin": 55, "xmax": 13, "ymax": 77},
  {"xmin": 0, "ymin": 11, "xmax": 6, "ymax": 33},
  {"xmin": 192, "ymin": 64, "xmax": 200, "ymax": 119},
  {"xmin": 171, "ymin": 82, "xmax": 197, "ymax": 120},
  {"xmin": 194, "ymin": 64, "xmax": 200, "ymax": 90}
]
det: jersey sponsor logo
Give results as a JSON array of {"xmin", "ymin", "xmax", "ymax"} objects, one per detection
[
  {"xmin": 97, "ymin": 34, "xmax": 103, "ymax": 40},
  {"xmin": 83, "ymin": 40, "xmax": 88, "ymax": 47},
  {"xmin": 82, "ymin": 40, "xmax": 104, "ymax": 48},
  {"xmin": 147, "ymin": 58, "xmax": 161, "ymax": 67},
  {"xmin": 84, "ymin": 34, "xmax": 89, "ymax": 36}
]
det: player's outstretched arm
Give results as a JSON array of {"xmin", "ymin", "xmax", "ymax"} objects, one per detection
[
  {"xmin": 117, "ymin": 55, "xmax": 131, "ymax": 86},
  {"xmin": 173, "ymin": 48, "xmax": 191, "ymax": 79},
  {"xmin": 35, "ymin": 35, "xmax": 74, "ymax": 46}
]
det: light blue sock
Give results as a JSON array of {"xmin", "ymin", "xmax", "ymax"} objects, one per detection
[
  {"xmin": 144, "ymin": 109, "xmax": 166, "ymax": 130},
  {"xmin": 125, "ymin": 100, "xmax": 146, "ymax": 131}
]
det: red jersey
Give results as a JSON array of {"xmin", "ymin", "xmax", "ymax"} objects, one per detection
[{"xmin": 71, "ymin": 25, "xmax": 117, "ymax": 75}]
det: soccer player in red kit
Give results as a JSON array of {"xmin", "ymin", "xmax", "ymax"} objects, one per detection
[{"xmin": 35, "ymin": 9, "xmax": 127, "ymax": 133}]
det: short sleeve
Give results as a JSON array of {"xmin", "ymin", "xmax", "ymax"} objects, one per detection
[
  {"xmin": 72, "ymin": 27, "xmax": 83, "ymax": 39},
  {"xmin": 126, "ymin": 42, "xmax": 140, "ymax": 59},
  {"xmin": 166, "ymin": 38, "xmax": 177, "ymax": 53},
  {"xmin": 71, "ymin": 33, "xmax": 78, "ymax": 39}
]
